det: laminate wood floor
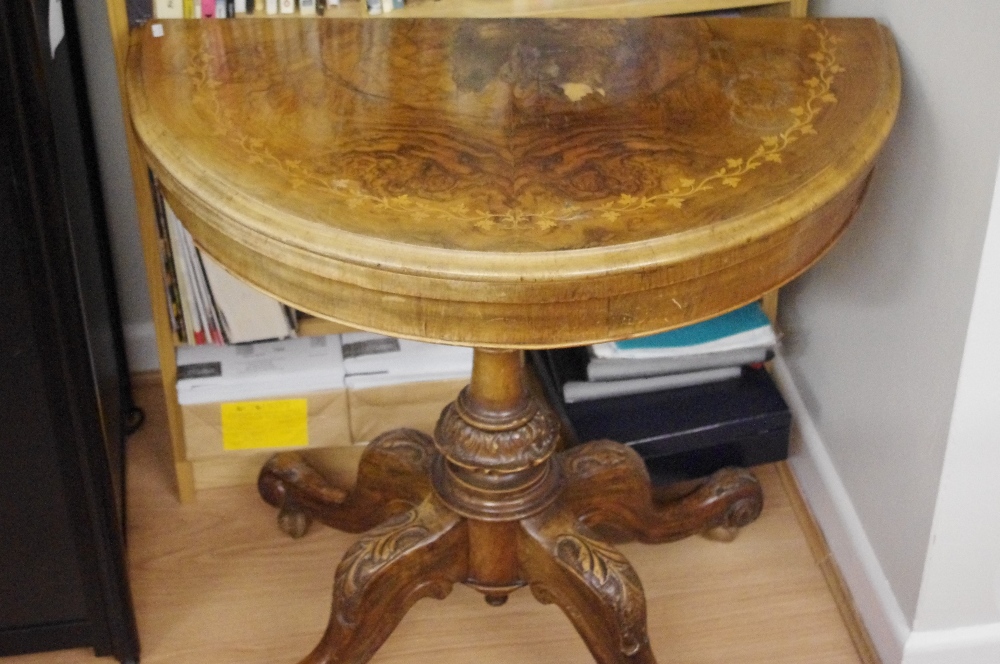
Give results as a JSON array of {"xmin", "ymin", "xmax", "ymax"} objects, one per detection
[{"xmin": 6, "ymin": 384, "xmax": 867, "ymax": 664}]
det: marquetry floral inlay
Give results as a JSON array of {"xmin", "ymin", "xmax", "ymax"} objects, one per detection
[
  {"xmin": 182, "ymin": 22, "xmax": 843, "ymax": 235},
  {"xmin": 597, "ymin": 23, "xmax": 843, "ymax": 223}
]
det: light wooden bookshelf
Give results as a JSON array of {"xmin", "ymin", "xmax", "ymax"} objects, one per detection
[{"xmin": 104, "ymin": 0, "xmax": 803, "ymax": 503}]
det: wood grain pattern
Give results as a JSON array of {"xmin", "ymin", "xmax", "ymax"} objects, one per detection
[
  {"xmin": 560, "ymin": 440, "xmax": 763, "ymax": 544},
  {"xmin": 251, "ymin": 349, "xmax": 769, "ymax": 664},
  {"xmin": 113, "ymin": 0, "xmax": 793, "ymax": 501},
  {"xmin": 126, "ymin": 17, "xmax": 898, "ymax": 347},
  {"xmin": 300, "ymin": 496, "xmax": 468, "ymax": 664},
  {"xmin": 776, "ymin": 454, "xmax": 880, "ymax": 663},
  {"xmin": 106, "ymin": 0, "xmax": 197, "ymax": 502},
  {"xmin": 4, "ymin": 383, "xmax": 871, "ymax": 664},
  {"xmin": 521, "ymin": 506, "xmax": 655, "ymax": 663},
  {"xmin": 248, "ymin": 0, "xmax": 807, "ymax": 20},
  {"xmin": 258, "ymin": 428, "xmax": 435, "ymax": 536}
]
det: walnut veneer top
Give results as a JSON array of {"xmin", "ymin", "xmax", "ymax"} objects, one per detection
[{"xmin": 127, "ymin": 17, "xmax": 899, "ymax": 347}]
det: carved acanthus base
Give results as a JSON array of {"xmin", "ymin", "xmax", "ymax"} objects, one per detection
[
  {"xmin": 297, "ymin": 495, "xmax": 467, "ymax": 664},
  {"xmin": 260, "ymin": 437, "xmax": 763, "ymax": 664},
  {"xmin": 559, "ymin": 439, "xmax": 763, "ymax": 544},
  {"xmin": 258, "ymin": 427, "xmax": 435, "ymax": 537},
  {"xmin": 258, "ymin": 350, "xmax": 765, "ymax": 664},
  {"xmin": 520, "ymin": 506, "xmax": 656, "ymax": 663}
]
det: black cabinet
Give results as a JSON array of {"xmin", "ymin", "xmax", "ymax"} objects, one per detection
[{"xmin": 0, "ymin": 0, "xmax": 139, "ymax": 660}]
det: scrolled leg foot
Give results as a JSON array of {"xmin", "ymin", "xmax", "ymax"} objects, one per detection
[
  {"xmin": 560, "ymin": 439, "xmax": 763, "ymax": 544},
  {"xmin": 701, "ymin": 466, "xmax": 764, "ymax": 531},
  {"xmin": 277, "ymin": 505, "xmax": 312, "ymax": 539},
  {"xmin": 259, "ymin": 428, "xmax": 437, "ymax": 535},
  {"xmin": 519, "ymin": 506, "xmax": 656, "ymax": 664},
  {"xmin": 298, "ymin": 496, "xmax": 468, "ymax": 664}
]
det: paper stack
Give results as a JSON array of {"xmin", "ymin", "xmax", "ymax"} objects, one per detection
[
  {"xmin": 175, "ymin": 335, "xmax": 345, "ymax": 405},
  {"xmin": 562, "ymin": 302, "xmax": 777, "ymax": 403},
  {"xmin": 198, "ymin": 251, "xmax": 297, "ymax": 344},
  {"xmin": 156, "ymin": 193, "xmax": 296, "ymax": 346},
  {"xmin": 340, "ymin": 332, "xmax": 473, "ymax": 389}
]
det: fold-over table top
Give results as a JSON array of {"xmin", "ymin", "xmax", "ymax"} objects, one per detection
[{"xmin": 128, "ymin": 18, "xmax": 899, "ymax": 347}]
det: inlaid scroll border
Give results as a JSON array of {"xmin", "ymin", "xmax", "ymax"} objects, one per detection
[{"xmin": 184, "ymin": 22, "xmax": 843, "ymax": 234}]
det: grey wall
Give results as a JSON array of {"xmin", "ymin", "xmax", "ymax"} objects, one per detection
[
  {"xmin": 73, "ymin": 0, "xmax": 154, "ymax": 369},
  {"xmin": 780, "ymin": 0, "xmax": 1000, "ymax": 623}
]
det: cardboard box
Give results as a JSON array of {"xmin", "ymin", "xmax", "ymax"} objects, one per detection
[
  {"xmin": 347, "ymin": 378, "xmax": 468, "ymax": 444},
  {"xmin": 340, "ymin": 332, "xmax": 472, "ymax": 444},
  {"xmin": 182, "ymin": 389, "xmax": 352, "ymax": 461},
  {"xmin": 190, "ymin": 445, "xmax": 367, "ymax": 491}
]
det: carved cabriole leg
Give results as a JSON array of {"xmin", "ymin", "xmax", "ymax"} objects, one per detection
[
  {"xmin": 519, "ymin": 505, "xmax": 656, "ymax": 664},
  {"xmin": 261, "ymin": 348, "xmax": 766, "ymax": 664},
  {"xmin": 559, "ymin": 439, "xmax": 763, "ymax": 545},
  {"xmin": 299, "ymin": 494, "xmax": 468, "ymax": 664},
  {"xmin": 258, "ymin": 428, "xmax": 435, "ymax": 537}
]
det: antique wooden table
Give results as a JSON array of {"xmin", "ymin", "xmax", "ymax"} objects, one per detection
[{"xmin": 127, "ymin": 17, "xmax": 899, "ymax": 663}]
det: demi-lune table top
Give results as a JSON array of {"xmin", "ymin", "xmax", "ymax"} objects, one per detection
[{"xmin": 127, "ymin": 17, "xmax": 899, "ymax": 347}]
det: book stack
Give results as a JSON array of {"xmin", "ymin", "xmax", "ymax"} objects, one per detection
[
  {"xmin": 531, "ymin": 303, "xmax": 790, "ymax": 485},
  {"xmin": 365, "ymin": 0, "xmax": 405, "ymax": 16},
  {"xmin": 341, "ymin": 332, "xmax": 473, "ymax": 390},
  {"xmin": 561, "ymin": 303, "xmax": 777, "ymax": 403},
  {"xmin": 153, "ymin": 0, "xmax": 348, "ymax": 17},
  {"xmin": 152, "ymin": 188, "xmax": 296, "ymax": 346},
  {"xmin": 175, "ymin": 334, "xmax": 345, "ymax": 405}
]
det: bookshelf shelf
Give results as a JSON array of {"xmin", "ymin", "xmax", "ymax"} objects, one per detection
[
  {"xmin": 105, "ymin": 0, "xmax": 804, "ymax": 502},
  {"xmin": 209, "ymin": 0, "xmax": 805, "ymax": 19}
]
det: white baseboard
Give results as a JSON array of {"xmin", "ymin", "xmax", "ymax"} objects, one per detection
[
  {"xmin": 772, "ymin": 356, "xmax": 1000, "ymax": 663},
  {"xmin": 123, "ymin": 320, "xmax": 160, "ymax": 373},
  {"xmin": 771, "ymin": 355, "xmax": 910, "ymax": 663},
  {"xmin": 903, "ymin": 623, "xmax": 1000, "ymax": 664}
]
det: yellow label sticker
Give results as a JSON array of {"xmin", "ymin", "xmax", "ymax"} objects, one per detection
[{"xmin": 220, "ymin": 399, "xmax": 308, "ymax": 451}]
